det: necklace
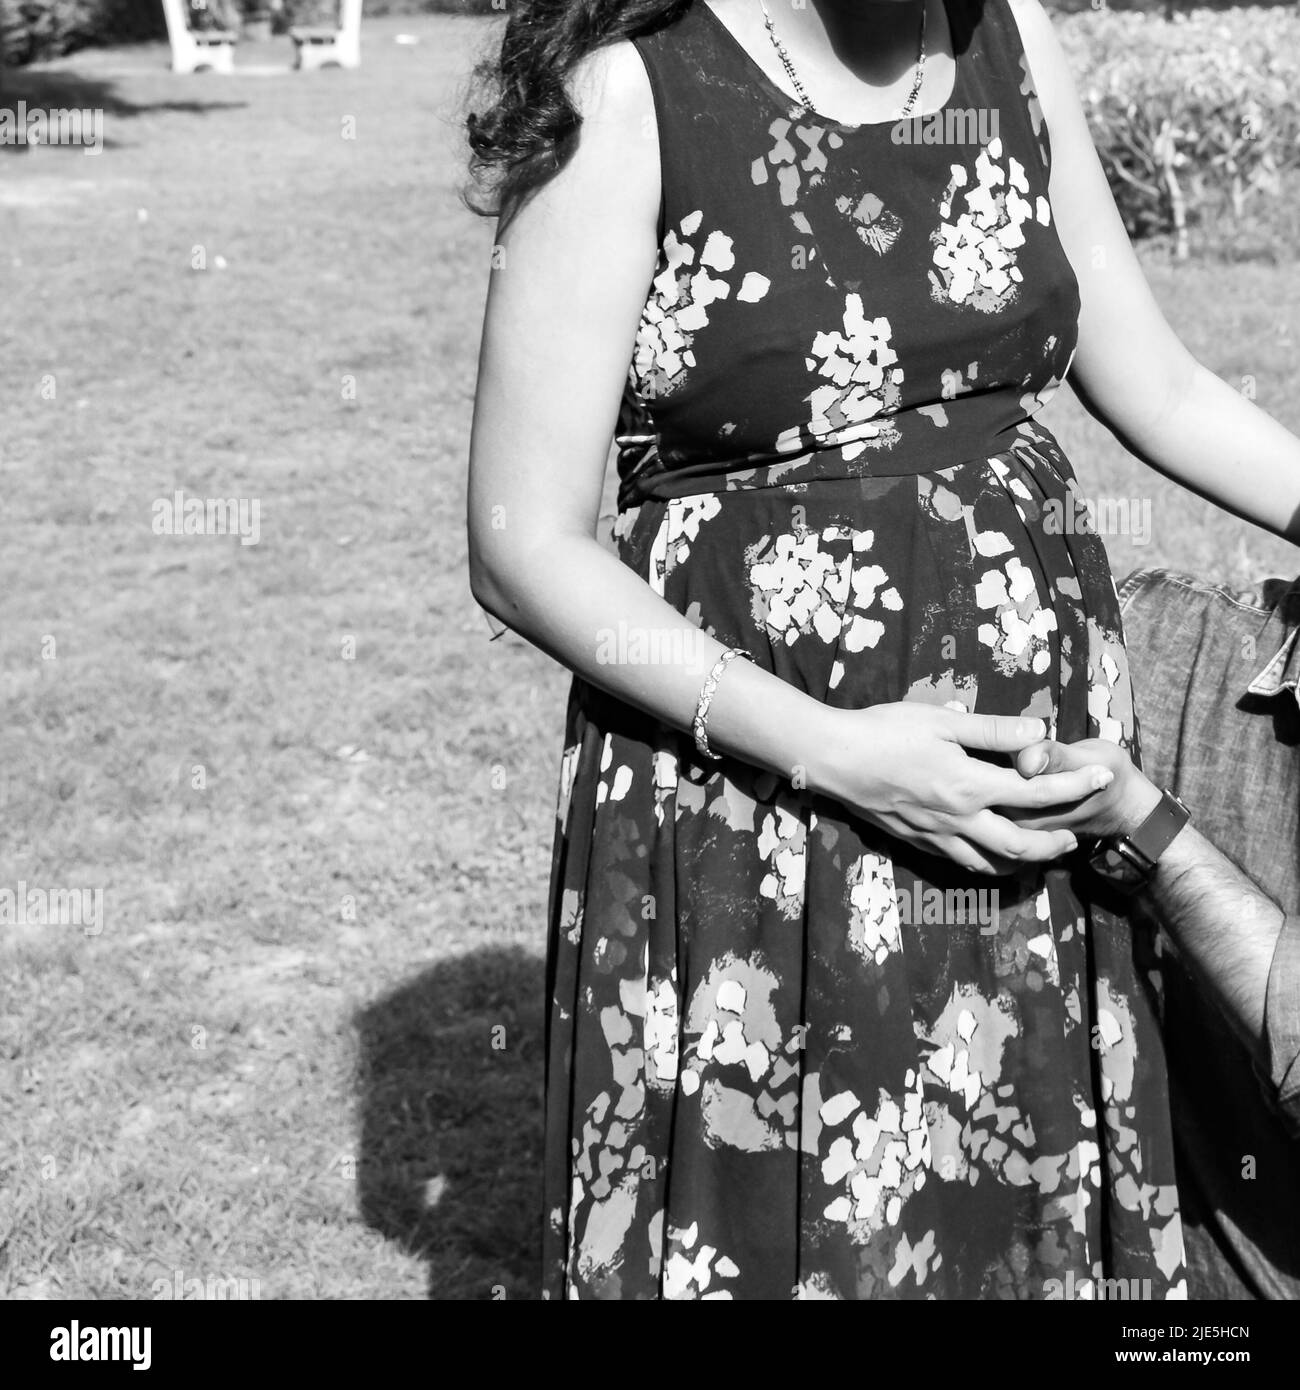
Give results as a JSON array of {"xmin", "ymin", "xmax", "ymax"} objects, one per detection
[{"xmin": 758, "ymin": 0, "xmax": 928, "ymax": 123}]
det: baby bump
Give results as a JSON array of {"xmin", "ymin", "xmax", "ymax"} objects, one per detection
[{"xmin": 614, "ymin": 446, "xmax": 1135, "ymax": 748}]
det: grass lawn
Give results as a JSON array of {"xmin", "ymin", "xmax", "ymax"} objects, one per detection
[{"xmin": 1, "ymin": 12, "xmax": 1297, "ymax": 1301}]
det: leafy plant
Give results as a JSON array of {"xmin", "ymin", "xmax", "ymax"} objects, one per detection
[
  {"xmin": 1058, "ymin": 7, "xmax": 1300, "ymax": 257},
  {"xmin": 0, "ymin": 0, "xmax": 164, "ymax": 64}
]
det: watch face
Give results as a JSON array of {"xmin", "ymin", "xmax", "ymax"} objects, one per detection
[
  {"xmin": 1089, "ymin": 841, "xmax": 1151, "ymax": 892},
  {"xmin": 1089, "ymin": 789, "xmax": 1188, "ymax": 895}
]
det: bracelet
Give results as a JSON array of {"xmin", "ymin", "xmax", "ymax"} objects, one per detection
[{"xmin": 692, "ymin": 647, "xmax": 752, "ymax": 761}]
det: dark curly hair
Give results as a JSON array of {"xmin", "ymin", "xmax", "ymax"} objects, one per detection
[{"xmin": 465, "ymin": 0, "xmax": 693, "ymax": 220}]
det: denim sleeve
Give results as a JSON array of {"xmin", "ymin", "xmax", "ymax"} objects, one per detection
[{"xmin": 1265, "ymin": 914, "xmax": 1300, "ymax": 1137}]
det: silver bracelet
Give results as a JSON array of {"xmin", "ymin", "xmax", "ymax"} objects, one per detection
[{"xmin": 692, "ymin": 647, "xmax": 752, "ymax": 761}]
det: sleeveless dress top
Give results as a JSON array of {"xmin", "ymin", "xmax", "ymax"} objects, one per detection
[{"xmin": 542, "ymin": 0, "xmax": 1188, "ymax": 1300}]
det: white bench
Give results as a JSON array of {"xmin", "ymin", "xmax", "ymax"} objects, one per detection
[
  {"xmin": 291, "ymin": 0, "xmax": 363, "ymax": 71},
  {"xmin": 160, "ymin": 0, "xmax": 237, "ymax": 75}
]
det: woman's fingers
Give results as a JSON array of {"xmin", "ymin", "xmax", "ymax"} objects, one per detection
[
  {"xmin": 963, "ymin": 809, "xmax": 1079, "ymax": 864},
  {"xmin": 932, "ymin": 813, "xmax": 1076, "ymax": 876},
  {"xmin": 976, "ymin": 762, "xmax": 1113, "ymax": 810},
  {"xmin": 933, "ymin": 835, "xmax": 1003, "ymax": 877},
  {"xmin": 1004, "ymin": 805, "xmax": 1093, "ymax": 834},
  {"xmin": 942, "ymin": 711, "xmax": 1049, "ymax": 753}
]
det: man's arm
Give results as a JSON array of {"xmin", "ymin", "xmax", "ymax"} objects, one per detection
[
  {"xmin": 1145, "ymin": 822, "xmax": 1283, "ymax": 1058},
  {"xmin": 1012, "ymin": 738, "xmax": 1300, "ymax": 1131}
]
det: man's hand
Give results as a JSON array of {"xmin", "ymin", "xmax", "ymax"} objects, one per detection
[
  {"xmin": 1008, "ymin": 738, "xmax": 1163, "ymax": 839},
  {"xmin": 1014, "ymin": 742, "xmax": 1292, "ymax": 1089}
]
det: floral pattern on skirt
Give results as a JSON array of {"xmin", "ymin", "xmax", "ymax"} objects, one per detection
[{"xmin": 541, "ymin": 426, "xmax": 1188, "ymax": 1299}]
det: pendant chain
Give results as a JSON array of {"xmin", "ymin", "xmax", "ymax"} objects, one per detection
[{"xmin": 758, "ymin": 0, "xmax": 928, "ymax": 122}]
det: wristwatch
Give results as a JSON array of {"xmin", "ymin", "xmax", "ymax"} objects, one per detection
[{"xmin": 1088, "ymin": 788, "xmax": 1192, "ymax": 895}]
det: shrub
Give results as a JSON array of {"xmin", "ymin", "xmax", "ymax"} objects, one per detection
[
  {"xmin": 2, "ymin": 1, "xmax": 95, "ymax": 65},
  {"xmin": 0, "ymin": 0, "xmax": 164, "ymax": 65},
  {"xmin": 1058, "ymin": 6, "xmax": 1300, "ymax": 256}
]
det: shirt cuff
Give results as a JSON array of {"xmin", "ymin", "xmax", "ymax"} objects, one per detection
[{"xmin": 1264, "ymin": 912, "xmax": 1300, "ymax": 1136}]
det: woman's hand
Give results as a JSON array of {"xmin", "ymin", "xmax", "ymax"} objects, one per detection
[{"xmin": 809, "ymin": 703, "xmax": 1115, "ymax": 874}]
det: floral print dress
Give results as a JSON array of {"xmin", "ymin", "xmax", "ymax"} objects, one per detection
[{"xmin": 541, "ymin": 0, "xmax": 1187, "ymax": 1299}]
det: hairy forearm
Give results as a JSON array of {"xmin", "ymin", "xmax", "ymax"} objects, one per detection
[
  {"xmin": 470, "ymin": 532, "xmax": 831, "ymax": 784},
  {"xmin": 1144, "ymin": 823, "xmax": 1285, "ymax": 1065},
  {"xmin": 1121, "ymin": 361, "xmax": 1300, "ymax": 544}
]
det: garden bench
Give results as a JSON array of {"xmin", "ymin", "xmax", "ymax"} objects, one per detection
[
  {"xmin": 160, "ymin": 0, "xmax": 237, "ymax": 75},
  {"xmin": 290, "ymin": 0, "xmax": 363, "ymax": 71}
]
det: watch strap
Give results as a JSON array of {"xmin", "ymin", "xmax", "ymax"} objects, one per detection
[
  {"xmin": 1087, "ymin": 788, "xmax": 1191, "ymax": 895},
  {"xmin": 1126, "ymin": 788, "xmax": 1191, "ymax": 868}
]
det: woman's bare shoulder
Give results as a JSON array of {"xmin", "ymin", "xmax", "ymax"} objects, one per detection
[
  {"xmin": 566, "ymin": 36, "xmax": 656, "ymax": 129},
  {"xmin": 496, "ymin": 37, "xmax": 660, "ymax": 267},
  {"xmin": 1003, "ymin": 0, "xmax": 1077, "ymax": 99},
  {"xmin": 516, "ymin": 38, "xmax": 660, "ymax": 235}
]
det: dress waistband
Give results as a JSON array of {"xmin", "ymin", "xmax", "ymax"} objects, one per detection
[{"xmin": 615, "ymin": 418, "xmax": 1071, "ymax": 510}]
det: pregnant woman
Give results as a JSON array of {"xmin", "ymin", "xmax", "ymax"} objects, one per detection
[{"xmin": 466, "ymin": 0, "xmax": 1300, "ymax": 1298}]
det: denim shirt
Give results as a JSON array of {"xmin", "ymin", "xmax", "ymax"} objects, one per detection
[{"xmin": 1119, "ymin": 568, "xmax": 1300, "ymax": 1301}]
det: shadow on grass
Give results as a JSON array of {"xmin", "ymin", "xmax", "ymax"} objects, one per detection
[
  {"xmin": 0, "ymin": 69, "xmax": 245, "ymax": 153},
  {"xmin": 355, "ymin": 945, "xmax": 545, "ymax": 1300}
]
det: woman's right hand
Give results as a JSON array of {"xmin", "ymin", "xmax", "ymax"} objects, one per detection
[{"xmin": 808, "ymin": 702, "xmax": 1114, "ymax": 874}]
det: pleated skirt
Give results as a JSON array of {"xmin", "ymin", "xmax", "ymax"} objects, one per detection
[{"xmin": 541, "ymin": 432, "xmax": 1188, "ymax": 1299}]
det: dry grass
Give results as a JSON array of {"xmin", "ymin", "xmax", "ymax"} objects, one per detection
[{"xmin": 0, "ymin": 13, "xmax": 1296, "ymax": 1301}]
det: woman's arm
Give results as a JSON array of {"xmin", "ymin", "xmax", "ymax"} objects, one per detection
[
  {"xmin": 467, "ymin": 41, "xmax": 823, "ymax": 780},
  {"xmin": 1009, "ymin": 0, "xmax": 1300, "ymax": 545},
  {"xmin": 467, "ymin": 38, "xmax": 1103, "ymax": 871}
]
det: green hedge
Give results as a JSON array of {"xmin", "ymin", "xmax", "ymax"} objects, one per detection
[
  {"xmin": 1, "ymin": 1, "xmax": 161, "ymax": 65},
  {"xmin": 1051, "ymin": 0, "xmax": 1293, "ymax": 9},
  {"xmin": 1059, "ymin": 6, "xmax": 1300, "ymax": 255}
]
